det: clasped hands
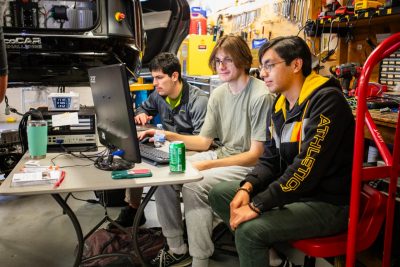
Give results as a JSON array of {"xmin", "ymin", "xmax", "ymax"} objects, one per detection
[{"xmin": 229, "ymin": 189, "xmax": 259, "ymax": 231}]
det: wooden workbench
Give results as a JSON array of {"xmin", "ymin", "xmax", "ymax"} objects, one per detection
[{"xmin": 354, "ymin": 109, "xmax": 399, "ymax": 145}]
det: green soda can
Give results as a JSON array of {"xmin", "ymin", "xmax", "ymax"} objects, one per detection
[{"xmin": 169, "ymin": 141, "xmax": 186, "ymax": 172}]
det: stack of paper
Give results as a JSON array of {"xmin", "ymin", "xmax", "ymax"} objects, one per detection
[{"xmin": 11, "ymin": 170, "xmax": 62, "ymax": 187}]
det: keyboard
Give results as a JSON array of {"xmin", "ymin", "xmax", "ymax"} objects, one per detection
[
  {"xmin": 136, "ymin": 125, "xmax": 148, "ymax": 132},
  {"xmin": 139, "ymin": 143, "xmax": 169, "ymax": 164}
]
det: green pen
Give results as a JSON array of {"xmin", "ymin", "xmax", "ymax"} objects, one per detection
[{"xmin": 112, "ymin": 169, "xmax": 152, "ymax": 179}]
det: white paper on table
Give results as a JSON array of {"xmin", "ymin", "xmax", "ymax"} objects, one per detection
[
  {"xmin": 12, "ymin": 172, "xmax": 44, "ymax": 182},
  {"xmin": 11, "ymin": 171, "xmax": 61, "ymax": 187},
  {"xmin": 51, "ymin": 112, "xmax": 79, "ymax": 127}
]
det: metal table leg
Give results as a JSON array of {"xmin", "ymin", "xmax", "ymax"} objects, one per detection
[
  {"xmin": 52, "ymin": 186, "xmax": 157, "ymax": 267},
  {"xmin": 132, "ymin": 186, "xmax": 158, "ymax": 267},
  {"xmin": 62, "ymin": 193, "xmax": 72, "ymax": 215},
  {"xmin": 52, "ymin": 193, "xmax": 84, "ymax": 267}
]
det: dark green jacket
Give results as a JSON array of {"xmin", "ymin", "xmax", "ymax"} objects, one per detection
[{"xmin": 136, "ymin": 80, "xmax": 208, "ymax": 134}]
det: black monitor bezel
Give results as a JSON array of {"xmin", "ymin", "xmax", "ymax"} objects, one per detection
[{"xmin": 88, "ymin": 63, "xmax": 141, "ymax": 166}]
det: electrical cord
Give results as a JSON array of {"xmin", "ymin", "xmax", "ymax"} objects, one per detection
[
  {"xmin": 69, "ymin": 192, "xmax": 99, "ymax": 204},
  {"xmin": 4, "ymin": 95, "xmax": 10, "ymax": 115},
  {"xmin": 50, "ymin": 153, "xmax": 95, "ymax": 168},
  {"xmin": 57, "ymin": 143, "xmax": 102, "ymax": 159},
  {"xmin": 8, "ymin": 107, "xmax": 44, "ymax": 154},
  {"xmin": 313, "ymin": 19, "xmax": 320, "ymax": 56},
  {"xmin": 296, "ymin": 22, "xmax": 308, "ymax": 37},
  {"xmin": 321, "ymin": 17, "xmax": 340, "ymax": 63},
  {"xmin": 94, "ymin": 155, "xmax": 133, "ymax": 171},
  {"xmin": 366, "ymin": 12, "xmax": 378, "ymax": 50},
  {"xmin": 74, "ymin": 149, "xmax": 107, "ymax": 161}
]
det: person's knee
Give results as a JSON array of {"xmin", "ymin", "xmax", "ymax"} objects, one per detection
[
  {"xmin": 210, "ymin": 180, "xmax": 237, "ymax": 202},
  {"xmin": 235, "ymin": 221, "xmax": 268, "ymax": 250},
  {"xmin": 208, "ymin": 182, "xmax": 225, "ymax": 210},
  {"xmin": 182, "ymin": 180, "xmax": 201, "ymax": 194},
  {"xmin": 182, "ymin": 173, "xmax": 215, "ymax": 202},
  {"xmin": 155, "ymin": 185, "xmax": 174, "ymax": 197}
]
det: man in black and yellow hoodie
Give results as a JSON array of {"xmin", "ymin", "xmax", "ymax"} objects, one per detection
[{"xmin": 209, "ymin": 36, "xmax": 355, "ymax": 267}]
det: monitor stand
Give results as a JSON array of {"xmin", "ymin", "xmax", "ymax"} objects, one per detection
[{"xmin": 94, "ymin": 153, "xmax": 134, "ymax": 171}]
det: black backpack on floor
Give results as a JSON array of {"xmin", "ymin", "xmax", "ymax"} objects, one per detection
[{"xmin": 82, "ymin": 227, "xmax": 165, "ymax": 267}]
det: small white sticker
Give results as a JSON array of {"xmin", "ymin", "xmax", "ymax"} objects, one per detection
[{"xmin": 51, "ymin": 112, "xmax": 79, "ymax": 127}]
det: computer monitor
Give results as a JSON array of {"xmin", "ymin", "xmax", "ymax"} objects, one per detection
[{"xmin": 88, "ymin": 63, "xmax": 141, "ymax": 170}]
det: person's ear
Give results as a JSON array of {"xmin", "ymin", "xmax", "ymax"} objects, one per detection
[
  {"xmin": 292, "ymin": 58, "xmax": 303, "ymax": 74},
  {"xmin": 171, "ymin": 71, "xmax": 179, "ymax": 82}
]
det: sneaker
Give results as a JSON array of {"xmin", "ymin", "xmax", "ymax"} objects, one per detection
[
  {"xmin": 150, "ymin": 247, "xmax": 192, "ymax": 267},
  {"xmin": 270, "ymin": 249, "xmax": 296, "ymax": 267},
  {"xmin": 278, "ymin": 259, "xmax": 294, "ymax": 267},
  {"xmin": 108, "ymin": 206, "xmax": 146, "ymax": 229}
]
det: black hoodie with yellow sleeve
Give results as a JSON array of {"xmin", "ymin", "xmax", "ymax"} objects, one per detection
[{"xmin": 244, "ymin": 73, "xmax": 355, "ymax": 212}]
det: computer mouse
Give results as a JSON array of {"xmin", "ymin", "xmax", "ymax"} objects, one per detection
[{"xmin": 140, "ymin": 137, "xmax": 151, "ymax": 144}]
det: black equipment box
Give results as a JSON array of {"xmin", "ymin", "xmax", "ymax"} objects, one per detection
[{"xmin": 38, "ymin": 106, "xmax": 97, "ymax": 152}]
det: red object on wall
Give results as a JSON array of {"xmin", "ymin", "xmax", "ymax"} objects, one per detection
[{"xmin": 189, "ymin": 13, "xmax": 207, "ymax": 35}]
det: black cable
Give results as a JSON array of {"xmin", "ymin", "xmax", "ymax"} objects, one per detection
[
  {"xmin": 71, "ymin": 148, "xmax": 108, "ymax": 162},
  {"xmin": 58, "ymin": 163, "xmax": 95, "ymax": 168},
  {"xmin": 352, "ymin": 9, "xmax": 365, "ymax": 29},
  {"xmin": 324, "ymin": 18, "xmax": 334, "ymax": 61},
  {"xmin": 8, "ymin": 108, "xmax": 44, "ymax": 154},
  {"xmin": 18, "ymin": 115, "xmax": 29, "ymax": 153},
  {"xmin": 4, "ymin": 95, "xmax": 10, "ymax": 115},
  {"xmin": 314, "ymin": 19, "xmax": 320, "ymax": 62},
  {"xmin": 297, "ymin": 23, "xmax": 307, "ymax": 37},
  {"xmin": 366, "ymin": 12, "xmax": 378, "ymax": 50},
  {"xmin": 49, "ymin": 152, "xmax": 95, "ymax": 168},
  {"xmin": 50, "ymin": 153, "xmax": 69, "ymax": 166},
  {"xmin": 69, "ymin": 193, "xmax": 100, "ymax": 204},
  {"xmin": 93, "ymin": 148, "xmax": 133, "ymax": 171}
]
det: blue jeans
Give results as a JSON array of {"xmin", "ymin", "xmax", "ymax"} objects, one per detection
[{"xmin": 209, "ymin": 180, "xmax": 349, "ymax": 267}]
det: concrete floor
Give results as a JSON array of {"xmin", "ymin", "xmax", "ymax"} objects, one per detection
[
  {"xmin": 0, "ymin": 189, "xmax": 385, "ymax": 267},
  {"xmin": 0, "ymin": 190, "xmax": 240, "ymax": 267}
]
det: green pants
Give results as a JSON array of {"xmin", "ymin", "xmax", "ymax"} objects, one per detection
[{"xmin": 209, "ymin": 181, "xmax": 349, "ymax": 267}]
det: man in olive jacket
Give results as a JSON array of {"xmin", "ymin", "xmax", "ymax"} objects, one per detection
[{"xmin": 111, "ymin": 52, "xmax": 208, "ymax": 229}]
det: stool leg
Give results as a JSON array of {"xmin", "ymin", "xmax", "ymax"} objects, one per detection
[
  {"xmin": 334, "ymin": 256, "xmax": 345, "ymax": 267},
  {"xmin": 303, "ymin": 255, "xmax": 316, "ymax": 267}
]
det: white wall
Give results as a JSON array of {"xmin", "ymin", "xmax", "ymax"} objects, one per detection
[{"xmin": 0, "ymin": 86, "xmax": 94, "ymax": 123}]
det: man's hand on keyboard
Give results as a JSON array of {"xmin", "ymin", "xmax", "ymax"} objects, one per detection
[{"xmin": 138, "ymin": 129, "xmax": 156, "ymax": 141}]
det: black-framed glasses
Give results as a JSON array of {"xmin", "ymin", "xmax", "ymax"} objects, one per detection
[
  {"xmin": 214, "ymin": 58, "xmax": 234, "ymax": 67},
  {"xmin": 259, "ymin": 61, "xmax": 286, "ymax": 73}
]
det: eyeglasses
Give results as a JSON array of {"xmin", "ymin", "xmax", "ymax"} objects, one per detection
[
  {"xmin": 259, "ymin": 61, "xmax": 286, "ymax": 73},
  {"xmin": 214, "ymin": 58, "xmax": 234, "ymax": 67}
]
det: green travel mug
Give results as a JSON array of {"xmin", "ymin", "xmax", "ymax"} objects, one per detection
[{"xmin": 27, "ymin": 120, "xmax": 48, "ymax": 159}]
